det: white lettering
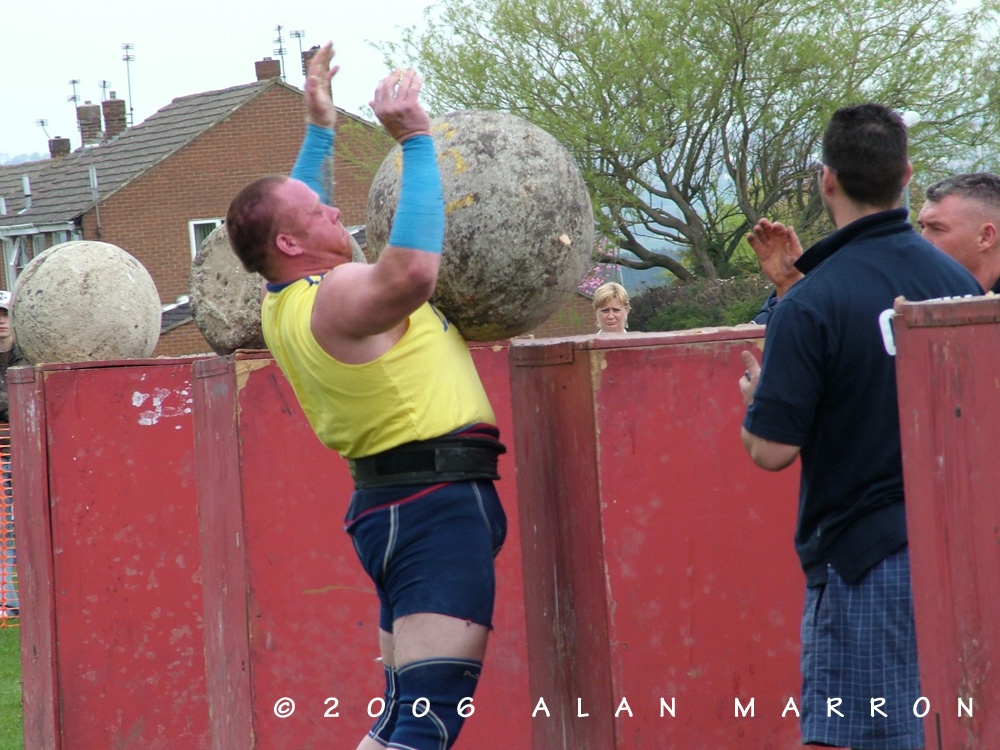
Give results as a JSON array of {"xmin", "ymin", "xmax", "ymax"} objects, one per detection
[
  {"xmin": 959, "ymin": 697, "xmax": 973, "ymax": 717},
  {"xmin": 660, "ymin": 697, "xmax": 676, "ymax": 718},
  {"xmin": 735, "ymin": 697, "xmax": 754, "ymax": 717},
  {"xmin": 871, "ymin": 697, "xmax": 887, "ymax": 717},
  {"xmin": 615, "ymin": 697, "xmax": 633, "ymax": 717},
  {"xmin": 532, "ymin": 697, "xmax": 550, "ymax": 717},
  {"xmin": 323, "ymin": 696, "xmax": 339, "ymax": 718},
  {"xmin": 518, "ymin": 693, "xmax": 977, "ymax": 720},
  {"xmin": 878, "ymin": 308, "xmax": 896, "ymax": 355},
  {"xmin": 458, "ymin": 697, "xmax": 475, "ymax": 717},
  {"xmin": 412, "ymin": 698, "xmax": 430, "ymax": 718},
  {"xmin": 828, "ymin": 697, "xmax": 844, "ymax": 718},
  {"xmin": 782, "ymin": 697, "xmax": 800, "ymax": 717},
  {"xmin": 367, "ymin": 697, "xmax": 385, "ymax": 718}
]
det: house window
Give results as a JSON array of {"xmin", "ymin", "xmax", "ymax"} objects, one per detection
[
  {"xmin": 3, "ymin": 235, "xmax": 37, "ymax": 288},
  {"xmin": 189, "ymin": 219, "xmax": 223, "ymax": 258},
  {"xmin": 31, "ymin": 234, "xmax": 46, "ymax": 258},
  {"xmin": 51, "ymin": 230, "xmax": 74, "ymax": 246},
  {"xmin": 1, "ymin": 239, "xmax": 16, "ymax": 285},
  {"xmin": 2, "ymin": 228, "xmax": 81, "ymax": 287}
]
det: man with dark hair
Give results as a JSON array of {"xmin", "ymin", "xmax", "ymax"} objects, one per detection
[
  {"xmin": 227, "ymin": 44, "xmax": 507, "ymax": 750},
  {"xmin": 918, "ymin": 172, "xmax": 1000, "ymax": 293},
  {"xmin": 738, "ymin": 103, "xmax": 980, "ymax": 750}
]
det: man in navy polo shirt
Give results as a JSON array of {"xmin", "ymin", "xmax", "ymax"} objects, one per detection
[{"xmin": 738, "ymin": 104, "xmax": 980, "ymax": 750}]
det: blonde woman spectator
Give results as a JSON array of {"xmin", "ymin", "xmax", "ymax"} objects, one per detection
[{"xmin": 592, "ymin": 282, "xmax": 630, "ymax": 333}]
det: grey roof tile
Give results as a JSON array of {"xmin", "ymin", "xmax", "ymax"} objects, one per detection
[
  {"xmin": 0, "ymin": 159, "xmax": 55, "ymax": 220},
  {"xmin": 0, "ymin": 79, "xmax": 296, "ymax": 230}
]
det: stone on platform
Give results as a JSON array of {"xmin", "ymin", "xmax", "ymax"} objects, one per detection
[
  {"xmin": 12, "ymin": 240, "xmax": 161, "ymax": 363},
  {"xmin": 190, "ymin": 224, "xmax": 266, "ymax": 354},
  {"xmin": 190, "ymin": 224, "xmax": 368, "ymax": 354}
]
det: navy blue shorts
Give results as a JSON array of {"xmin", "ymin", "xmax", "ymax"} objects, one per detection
[
  {"xmin": 345, "ymin": 480, "xmax": 506, "ymax": 633},
  {"xmin": 800, "ymin": 546, "xmax": 923, "ymax": 750}
]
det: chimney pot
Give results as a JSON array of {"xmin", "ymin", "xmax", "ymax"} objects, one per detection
[
  {"xmin": 102, "ymin": 97, "xmax": 128, "ymax": 140},
  {"xmin": 49, "ymin": 137, "xmax": 72, "ymax": 158},
  {"xmin": 255, "ymin": 58, "xmax": 282, "ymax": 81},
  {"xmin": 301, "ymin": 45, "xmax": 321, "ymax": 76},
  {"xmin": 77, "ymin": 102, "xmax": 103, "ymax": 146}
]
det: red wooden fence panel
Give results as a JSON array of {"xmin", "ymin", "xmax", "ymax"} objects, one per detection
[
  {"xmin": 509, "ymin": 328, "xmax": 805, "ymax": 750},
  {"xmin": 895, "ymin": 296, "xmax": 1000, "ymax": 750}
]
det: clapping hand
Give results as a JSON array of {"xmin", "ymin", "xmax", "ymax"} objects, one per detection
[
  {"xmin": 747, "ymin": 218, "xmax": 804, "ymax": 298},
  {"xmin": 739, "ymin": 350, "xmax": 761, "ymax": 406}
]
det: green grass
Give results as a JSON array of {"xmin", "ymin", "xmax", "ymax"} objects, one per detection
[{"xmin": 0, "ymin": 626, "xmax": 23, "ymax": 750}]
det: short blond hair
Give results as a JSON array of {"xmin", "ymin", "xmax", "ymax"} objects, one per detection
[{"xmin": 592, "ymin": 281, "xmax": 630, "ymax": 309}]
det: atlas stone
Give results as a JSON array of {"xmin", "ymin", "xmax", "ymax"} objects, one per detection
[
  {"xmin": 366, "ymin": 109, "xmax": 595, "ymax": 341},
  {"xmin": 189, "ymin": 223, "xmax": 368, "ymax": 355},
  {"xmin": 190, "ymin": 224, "xmax": 266, "ymax": 354},
  {"xmin": 11, "ymin": 241, "xmax": 161, "ymax": 364}
]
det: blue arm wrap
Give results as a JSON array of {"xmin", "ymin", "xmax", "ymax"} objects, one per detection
[
  {"xmin": 291, "ymin": 123, "xmax": 334, "ymax": 205},
  {"xmin": 388, "ymin": 135, "xmax": 444, "ymax": 254}
]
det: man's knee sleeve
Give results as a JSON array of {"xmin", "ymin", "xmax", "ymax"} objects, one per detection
[
  {"xmin": 388, "ymin": 658, "xmax": 482, "ymax": 750},
  {"xmin": 368, "ymin": 664, "xmax": 400, "ymax": 746}
]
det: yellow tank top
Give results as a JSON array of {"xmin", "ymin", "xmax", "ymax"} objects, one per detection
[{"xmin": 261, "ymin": 277, "xmax": 496, "ymax": 458}]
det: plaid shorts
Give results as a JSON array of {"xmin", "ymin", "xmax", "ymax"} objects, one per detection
[{"xmin": 800, "ymin": 546, "xmax": 923, "ymax": 750}]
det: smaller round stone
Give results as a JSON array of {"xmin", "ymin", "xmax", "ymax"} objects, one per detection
[{"xmin": 12, "ymin": 240, "xmax": 162, "ymax": 364}]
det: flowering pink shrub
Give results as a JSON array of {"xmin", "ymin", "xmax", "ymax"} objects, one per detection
[
  {"xmin": 577, "ymin": 237, "xmax": 623, "ymax": 297},
  {"xmin": 577, "ymin": 262, "xmax": 621, "ymax": 297}
]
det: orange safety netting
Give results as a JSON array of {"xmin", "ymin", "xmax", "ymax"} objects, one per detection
[{"xmin": 0, "ymin": 423, "xmax": 18, "ymax": 627}]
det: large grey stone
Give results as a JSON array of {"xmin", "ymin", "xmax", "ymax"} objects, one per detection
[
  {"xmin": 366, "ymin": 109, "xmax": 595, "ymax": 341},
  {"xmin": 12, "ymin": 240, "xmax": 161, "ymax": 363},
  {"xmin": 189, "ymin": 224, "xmax": 266, "ymax": 354}
]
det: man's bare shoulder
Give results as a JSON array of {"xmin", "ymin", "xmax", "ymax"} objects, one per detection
[
  {"xmin": 321, "ymin": 259, "xmax": 369, "ymax": 286},
  {"xmin": 310, "ymin": 261, "xmax": 408, "ymax": 362}
]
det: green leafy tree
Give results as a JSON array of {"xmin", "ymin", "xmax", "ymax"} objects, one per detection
[{"xmin": 384, "ymin": 0, "xmax": 1000, "ymax": 281}]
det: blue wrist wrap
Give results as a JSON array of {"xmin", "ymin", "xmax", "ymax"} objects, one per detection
[
  {"xmin": 291, "ymin": 123, "xmax": 334, "ymax": 205},
  {"xmin": 388, "ymin": 135, "xmax": 444, "ymax": 254}
]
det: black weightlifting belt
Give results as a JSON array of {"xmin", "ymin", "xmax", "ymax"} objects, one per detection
[{"xmin": 349, "ymin": 434, "xmax": 506, "ymax": 490}]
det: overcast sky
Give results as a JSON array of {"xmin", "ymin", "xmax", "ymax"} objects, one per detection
[{"xmin": 1, "ymin": 0, "xmax": 433, "ymax": 161}]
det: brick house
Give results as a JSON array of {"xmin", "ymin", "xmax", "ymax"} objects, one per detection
[{"xmin": 0, "ymin": 57, "xmax": 392, "ymax": 357}]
